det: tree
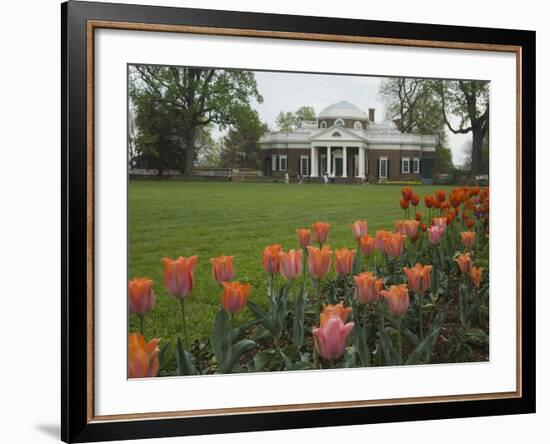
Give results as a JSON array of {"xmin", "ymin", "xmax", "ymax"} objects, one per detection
[
  {"xmin": 219, "ymin": 106, "xmax": 267, "ymax": 169},
  {"xmin": 129, "ymin": 65, "xmax": 263, "ymax": 176},
  {"xmin": 275, "ymin": 111, "xmax": 298, "ymax": 132},
  {"xmin": 275, "ymin": 106, "xmax": 316, "ymax": 131},
  {"xmin": 462, "ymin": 137, "xmax": 489, "ymax": 175},
  {"xmin": 434, "ymin": 80, "xmax": 489, "ymax": 175},
  {"xmin": 379, "ymin": 78, "xmax": 453, "ymax": 174}
]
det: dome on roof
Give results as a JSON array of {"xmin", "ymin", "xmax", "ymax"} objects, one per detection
[{"xmin": 318, "ymin": 101, "xmax": 368, "ymax": 120}]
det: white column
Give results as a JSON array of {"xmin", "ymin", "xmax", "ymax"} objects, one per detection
[
  {"xmin": 327, "ymin": 146, "xmax": 332, "ymax": 177},
  {"xmin": 358, "ymin": 146, "xmax": 365, "ymax": 178},
  {"xmin": 310, "ymin": 146, "xmax": 318, "ymax": 177},
  {"xmin": 342, "ymin": 146, "xmax": 348, "ymax": 178}
]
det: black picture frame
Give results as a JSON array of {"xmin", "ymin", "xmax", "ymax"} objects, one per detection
[{"xmin": 61, "ymin": 1, "xmax": 536, "ymax": 442}]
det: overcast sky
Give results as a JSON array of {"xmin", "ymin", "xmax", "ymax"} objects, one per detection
[{"xmin": 242, "ymin": 70, "xmax": 472, "ymax": 166}]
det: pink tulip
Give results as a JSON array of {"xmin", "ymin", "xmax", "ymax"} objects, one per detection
[
  {"xmin": 279, "ymin": 249, "xmax": 303, "ymax": 280},
  {"xmin": 313, "ymin": 315, "xmax": 354, "ymax": 361},
  {"xmin": 162, "ymin": 256, "xmax": 198, "ymax": 300},
  {"xmin": 351, "ymin": 220, "xmax": 368, "ymax": 241},
  {"xmin": 427, "ymin": 224, "xmax": 445, "ymax": 245}
]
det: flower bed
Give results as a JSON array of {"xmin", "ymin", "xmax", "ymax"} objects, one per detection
[{"xmin": 128, "ymin": 185, "xmax": 489, "ymax": 377}]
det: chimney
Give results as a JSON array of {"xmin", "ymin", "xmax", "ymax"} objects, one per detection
[{"xmin": 368, "ymin": 108, "xmax": 375, "ymax": 122}]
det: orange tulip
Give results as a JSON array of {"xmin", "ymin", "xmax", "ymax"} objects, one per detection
[
  {"xmin": 351, "ymin": 220, "xmax": 368, "ymax": 241},
  {"xmin": 446, "ymin": 211, "xmax": 454, "ymax": 225},
  {"xmin": 411, "ymin": 193, "xmax": 420, "ymax": 206},
  {"xmin": 279, "ymin": 249, "xmax": 303, "ymax": 280},
  {"xmin": 128, "ymin": 277, "xmax": 156, "ymax": 317},
  {"xmin": 436, "ymin": 190, "xmax": 446, "ymax": 202},
  {"xmin": 400, "ymin": 198, "xmax": 410, "ymax": 210},
  {"xmin": 384, "ymin": 232, "xmax": 406, "ymax": 257},
  {"xmin": 358, "ymin": 235, "xmax": 376, "ymax": 256},
  {"xmin": 334, "ymin": 247, "xmax": 355, "ymax": 275},
  {"xmin": 401, "ymin": 186, "xmax": 413, "ymax": 201},
  {"xmin": 320, "ymin": 302, "xmax": 352, "ymax": 326},
  {"xmin": 296, "ymin": 228, "xmax": 311, "ymax": 249},
  {"xmin": 469, "ymin": 186, "xmax": 481, "ymax": 196},
  {"xmin": 221, "ymin": 281, "xmax": 251, "ymax": 314},
  {"xmin": 312, "ymin": 221, "xmax": 330, "ymax": 245},
  {"xmin": 455, "ymin": 252, "xmax": 473, "ymax": 274},
  {"xmin": 375, "ymin": 230, "xmax": 392, "ymax": 252},
  {"xmin": 395, "ymin": 219, "xmax": 419, "ymax": 238},
  {"xmin": 381, "ymin": 284, "xmax": 410, "ymax": 316},
  {"xmin": 354, "ymin": 271, "xmax": 384, "ymax": 304},
  {"xmin": 460, "ymin": 231, "xmax": 476, "ymax": 248},
  {"xmin": 403, "ymin": 263, "xmax": 433, "ymax": 294},
  {"xmin": 210, "ymin": 255, "xmax": 234, "ymax": 284},
  {"xmin": 262, "ymin": 244, "xmax": 282, "ymax": 274},
  {"xmin": 432, "ymin": 217, "xmax": 447, "ymax": 230},
  {"xmin": 307, "ymin": 245, "xmax": 332, "ymax": 279},
  {"xmin": 128, "ymin": 333, "xmax": 160, "ymax": 378},
  {"xmin": 469, "ymin": 266, "xmax": 484, "ymax": 288},
  {"xmin": 162, "ymin": 256, "xmax": 198, "ymax": 300}
]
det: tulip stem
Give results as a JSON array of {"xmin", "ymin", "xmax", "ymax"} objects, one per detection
[
  {"xmin": 397, "ymin": 317, "xmax": 403, "ymax": 364},
  {"xmin": 313, "ymin": 278, "xmax": 321, "ymax": 370},
  {"xmin": 139, "ymin": 316, "xmax": 144, "ymax": 337},
  {"xmin": 180, "ymin": 299, "xmax": 189, "ymax": 349},
  {"xmin": 417, "ymin": 293, "xmax": 424, "ymax": 341}
]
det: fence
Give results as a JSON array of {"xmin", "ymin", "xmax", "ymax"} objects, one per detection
[{"xmin": 129, "ymin": 167, "xmax": 262, "ymax": 181}]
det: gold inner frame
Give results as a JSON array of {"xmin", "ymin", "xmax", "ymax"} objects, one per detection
[{"xmin": 85, "ymin": 19, "xmax": 523, "ymax": 423}]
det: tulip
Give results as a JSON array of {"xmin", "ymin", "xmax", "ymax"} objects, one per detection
[
  {"xmin": 424, "ymin": 195, "xmax": 434, "ymax": 209},
  {"xmin": 381, "ymin": 284, "xmax": 410, "ymax": 317},
  {"xmin": 415, "ymin": 211, "xmax": 423, "ymax": 222},
  {"xmin": 469, "ymin": 186, "xmax": 480, "ymax": 196},
  {"xmin": 128, "ymin": 333, "xmax": 160, "ymax": 378},
  {"xmin": 313, "ymin": 315, "xmax": 354, "ymax": 361},
  {"xmin": 162, "ymin": 256, "xmax": 198, "ymax": 300},
  {"xmin": 399, "ymin": 198, "xmax": 409, "ymax": 210},
  {"xmin": 455, "ymin": 252, "xmax": 473, "ymax": 274},
  {"xmin": 450, "ymin": 192, "xmax": 462, "ymax": 208},
  {"xmin": 162, "ymin": 255, "xmax": 198, "ymax": 348},
  {"xmin": 466, "ymin": 218, "xmax": 475, "ymax": 229},
  {"xmin": 354, "ymin": 272, "xmax": 384, "ymax": 304},
  {"xmin": 384, "ymin": 232, "xmax": 406, "ymax": 257},
  {"xmin": 421, "ymin": 223, "xmax": 427, "ymax": 232},
  {"xmin": 432, "ymin": 217, "xmax": 447, "ymax": 230},
  {"xmin": 296, "ymin": 228, "xmax": 311, "ymax": 249},
  {"xmin": 436, "ymin": 190, "xmax": 446, "ymax": 202},
  {"xmin": 445, "ymin": 211, "xmax": 454, "ymax": 225},
  {"xmin": 427, "ymin": 224, "xmax": 445, "ymax": 245},
  {"xmin": 469, "ymin": 266, "xmax": 484, "ymax": 288},
  {"xmin": 320, "ymin": 302, "xmax": 352, "ymax": 326},
  {"xmin": 221, "ymin": 281, "xmax": 251, "ymax": 314},
  {"xmin": 128, "ymin": 277, "xmax": 156, "ymax": 319},
  {"xmin": 401, "ymin": 186, "xmax": 413, "ymax": 201},
  {"xmin": 358, "ymin": 235, "xmax": 375, "ymax": 256},
  {"xmin": 375, "ymin": 230, "xmax": 392, "ymax": 252},
  {"xmin": 411, "ymin": 193, "xmax": 420, "ymax": 206},
  {"xmin": 395, "ymin": 220, "xmax": 418, "ymax": 238},
  {"xmin": 312, "ymin": 221, "xmax": 330, "ymax": 245},
  {"xmin": 403, "ymin": 263, "xmax": 432, "ymax": 294},
  {"xmin": 307, "ymin": 245, "xmax": 332, "ymax": 279},
  {"xmin": 262, "ymin": 244, "xmax": 282, "ymax": 274},
  {"xmin": 460, "ymin": 231, "xmax": 476, "ymax": 248},
  {"xmin": 210, "ymin": 255, "xmax": 234, "ymax": 284},
  {"xmin": 279, "ymin": 249, "xmax": 303, "ymax": 280},
  {"xmin": 351, "ymin": 220, "xmax": 368, "ymax": 241},
  {"xmin": 334, "ymin": 247, "xmax": 355, "ymax": 275}
]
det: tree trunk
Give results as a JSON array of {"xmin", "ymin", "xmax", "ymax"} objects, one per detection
[
  {"xmin": 183, "ymin": 125, "xmax": 195, "ymax": 177},
  {"xmin": 471, "ymin": 125, "xmax": 485, "ymax": 176}
]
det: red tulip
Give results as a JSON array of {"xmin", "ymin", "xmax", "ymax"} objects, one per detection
[
  {"xmin": 162, "ymin": 256, "xmax": 198, "ymax": 300},
  {"xmin": 401, "ymin": 187, "xmax": 413, "ymax": 201},
  {"xmin": 436, "ymin": 190, "xmax": 446, "ymax": 202},
  {"xmin": 411, "ymin": 193, "xmax": 420, "ymax": 206},
  {"xmin": 424, "ymin": 195, "xmax": 434, "ymax": 209},
  {"xmin": 415, "ymin": 211, "xmax": 423, "ymax": 222},
  {"xmin": 400, "ymin": 198, "xmax": 410, "ymax": 210}
]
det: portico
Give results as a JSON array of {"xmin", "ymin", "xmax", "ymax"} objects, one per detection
[{"xmin": 309, "ymin": 144, "xmax": 366, "ymax": 178}]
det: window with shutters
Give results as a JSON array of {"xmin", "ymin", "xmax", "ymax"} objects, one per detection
[
  {"xmin": 401, "ymin": 157, "xmax": 410, "ymax": 174},
  {"xmin": 300, "ymin": 156, "xmax": 309, "ymax": 176},
  {"xmin": 379, "ymin": 157, "xmax": 388, "ymax": 179}
]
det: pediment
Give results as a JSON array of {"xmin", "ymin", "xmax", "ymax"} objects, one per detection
[{"xmin": 310, "ymin": 125, "xmax": 367, "ymax": 142}]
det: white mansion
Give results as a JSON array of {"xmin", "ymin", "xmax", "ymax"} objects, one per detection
[{"xmin": 259, "ymin": 101, "xmax": 437, "ymax": 182}]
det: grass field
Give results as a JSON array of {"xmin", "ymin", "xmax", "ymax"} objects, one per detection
[{"xmin": 129, "ymin": 181, "xmax": 453, "ymax": 343}]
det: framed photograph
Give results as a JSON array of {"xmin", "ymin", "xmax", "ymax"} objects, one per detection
[{"xmin": 61, "ymin": 1, "xmax": 535, "ymax": 442}]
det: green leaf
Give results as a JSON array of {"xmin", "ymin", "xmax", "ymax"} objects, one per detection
[
  {"xmin": 405, "ymin": 327, "xmax": 441, "ymax": 365},
  {"xmin": 464, "ymin": 328, "xmax": 489, "ymax": 346},
  {"xmin": 253, "ymin": 350, "xmax": 277, "ymax": 371},
  {"xmin": 292, "ymin": 281, "xmax": 307, "ymax": 348},
  {"xmin": 247, "ymin": 300, "xmax": 276, "ymax": 335},
  {"xmin": 352, "ymin": 249, "xmax": 362, "ymax": 276},
  {"xmin": 219, "ymin": 339, "xmax": 256, "ymax": 374},
  {"xmin": 176, "ymin": 338, "xmax": 199, "ymax": 376},
  {"xmin": 288, "ymin": 360, "xmax": 313, "ymax": 371},
  {"xmin": 231, "ymin": 319, "xmax": 258, "ymax": 343},
  {"xmin": 211, "ymin": 308, "xmax": 230, "ymax": 363},
  {"xmin": 378, "ymin": 326, "xmax": 401, "ymax": 366}
]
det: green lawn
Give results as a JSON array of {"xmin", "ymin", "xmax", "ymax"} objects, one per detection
[{"xmin": 129, "ymin": 181, "xmax": 453, "ymax": 343}]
